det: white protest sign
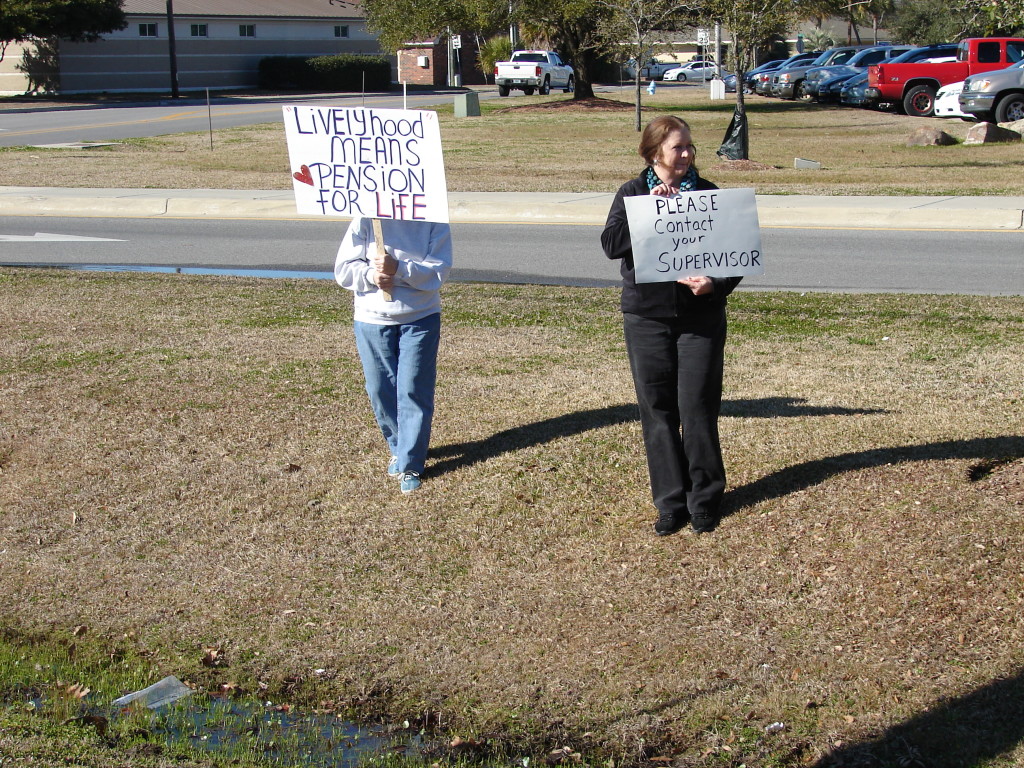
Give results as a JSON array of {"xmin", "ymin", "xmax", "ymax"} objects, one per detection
[
  {"xmin": 624, "ymin": 187, "xmax": 764, "ymax": 283},
  {"xmin": 283, "ymin": 105, "xmax": 449, "ymax": 223}
]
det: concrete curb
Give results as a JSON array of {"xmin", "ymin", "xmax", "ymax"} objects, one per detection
[{"xmin": 2, "ymin": 187, "xmax": 1023, "ymax": 229}]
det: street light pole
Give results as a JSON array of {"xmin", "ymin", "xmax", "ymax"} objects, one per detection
[{"xmin": 166, "ymin": 0, "xmax": 179, "ymax": 98}]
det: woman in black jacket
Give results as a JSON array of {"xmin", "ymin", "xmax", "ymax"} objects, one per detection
[{"xmin": 601, "ymin": 116, "xmax": 741, "ymax": 535}]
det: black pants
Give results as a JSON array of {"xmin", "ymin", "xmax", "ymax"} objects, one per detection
[{"xmin": 623, "ymin": 309, "xmax": 727, "ymax": 520}]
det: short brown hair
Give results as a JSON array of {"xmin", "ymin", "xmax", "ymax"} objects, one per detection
[{"xmin": 638, "ymin": 116, "xmax": 693, "ymax": 166}]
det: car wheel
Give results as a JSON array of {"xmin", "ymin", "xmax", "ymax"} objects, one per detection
[
  {"xmin": 522, "ymin": 86, "xmax": 535, "ymax": 96},
  {"xmin": 797, "ymin": 81, "xmax": 814, "ymax": 101},
  {"xmin": 498, "ymin": 84, "xmax": 510, "ymax": 97},
  {"xmin": 539, "ymin": 77, "xmax": 550, "ymax": 95},
  {"xmin": 995, "ymin": 93, "xmax": 1024, "ymax": 123},
  {"xmin": 903, "ymin": 84, "xmax": 936, "ymax": 117},
  {"xmin": 563, "ymin": 75, "xmax": 575, "ymax": 93}
]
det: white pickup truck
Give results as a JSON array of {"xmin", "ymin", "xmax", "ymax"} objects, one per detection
[{"xmin": 494, "ymin": 50, "xmax": 575, "ymax": 96}]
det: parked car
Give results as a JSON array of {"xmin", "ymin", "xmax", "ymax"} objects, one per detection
[
  {"xmin": 803, "ymin": 45, "xmax": 914, "ymax": 101},
  {"xmin": 933, "ymin": 80, "xmax": 970, "ymax": 117},
  {"xmin": 734, "ymin": 59, "xmax": 786, "ymax": 93},
  {"xmin": 494, "ymin": 50, "xmax": 574, "ymax": 96},
  {"xmin": 959, "ymin": 59, "xmax": 1024, "ymax": 122},
  {"xmin": 755, "ymin": 51, "xmax": 820, "ymax": 95},
  {"xmin": 867, "ymin": 37, "xmax": 1024, "ymax": 116},
  {"xmin": 840, "ymin": 44, "xmax": 958, "ymax": 108},
  {"xmin": 771, "ymin": 46, "xmax": 874, "ymax": 99},
  {"xmin": 662, "ymin": 60, "xmax": 722, "ymax": 81},
  {"xmin": 887, "ymin": 43, "xmax": 959, "ymax": 64},
  {"xmin": 839, "ymin": 71, "xmax": 872, "ymax": 106},
  {"xmin": 624, "ymin": 58, "xmax": 684, "ymax": 80}
]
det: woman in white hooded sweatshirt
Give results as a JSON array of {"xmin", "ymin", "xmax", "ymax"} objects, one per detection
[{"xmin": 334, "ymin": 216, "xmax": 453, "ymax": 494}]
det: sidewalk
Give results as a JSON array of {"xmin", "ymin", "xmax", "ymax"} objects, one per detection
[{"xmin": 2, "ymin": 186, "xmax": 1024, "ymax": 229}]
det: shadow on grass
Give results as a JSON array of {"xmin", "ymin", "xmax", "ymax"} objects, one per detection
[
  {"xmin": 430, "ymin": 403, "xmax": 638, "ymax": 476},
  {"xmin": 811, "ymin": 666, "xmax": 1024, "ymax": 768},
  {"xmin": 722, "ymin": 397, "xmax": 887, "ymax": 418},
  {"xmin": 428, "ymin": 398, "xmax": 887, "ymax": 477},
  {"xmin": 725, "ymin": 434, "xmax": 1024, "ymax": 515}
]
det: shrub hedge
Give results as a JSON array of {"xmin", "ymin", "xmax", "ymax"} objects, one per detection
[{"xmin": 258, "ymin": 54, "xmax": 391, "ymax": 91}]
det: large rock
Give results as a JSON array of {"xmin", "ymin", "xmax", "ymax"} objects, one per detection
[
  {"xmin": 997, "ymin": 119, "xmax": 1024, "ymax": 136},
  {"xmin": 906, "ymin": 126, "xmax": 958, "ymax": 146},
  {"xmin": 964, "ymin": 122, "xmax": 1022, "ymax": 145}
]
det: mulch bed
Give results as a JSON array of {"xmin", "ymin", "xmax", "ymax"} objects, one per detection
[
  {"xmin": 493, "ymin": 96, "xmax": 637, "ymax": 113},
  {"xmin": 710, "ymin": 158, "xmax": 777, "ymax": 171}
]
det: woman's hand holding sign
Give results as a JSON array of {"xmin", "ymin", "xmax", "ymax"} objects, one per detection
[
  {"xmin": 650, "ymin": 181, "xmax": 679, "ymax": 197},
  {"xmin": 678, "ymin": 275, "xmax": 714, "ymax": 295},
  {"xmin": 372, "ymin": 246, "xmax": 398, "ymax": 293},
  {"xmin": 648, "ymin": 168, "xmax": 713, "ymax": 296}
]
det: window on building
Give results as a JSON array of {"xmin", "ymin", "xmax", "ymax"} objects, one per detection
[
  {"xmin": 239, "ymin": 24, "xmax": 255, "ymax": 37},
  {"xmin": 334, "ymin": 25, "xmax": 349, "ymax": 38},
  {"xmin": 191, "ymin": 24, "xmax": 208, "ymax": 37},
  {"xmin": 139, "ymin": 23, "xmax": 158, "ymax": 37}
]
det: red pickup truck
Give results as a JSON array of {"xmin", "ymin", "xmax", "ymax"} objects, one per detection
[{"xmin": 866, "ymin": 37, "xmax": 1024, "ymax": 116}]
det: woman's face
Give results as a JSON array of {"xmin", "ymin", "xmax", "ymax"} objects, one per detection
[{"xmin": 653, "ymin": 128, "xmax": 695, "ymax": 182}]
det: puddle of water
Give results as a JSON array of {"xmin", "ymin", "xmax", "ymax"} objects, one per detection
[
  {"xmin": 2, "ymin": 263, "xmax": 335, "ymax": 281},
  {"xmin": 26, "ymin": 693, "xmax": 425, "ymax": 766},
  {"xmin": 157, "ymin": 697, "xmax": 426, "ymax": 766}
]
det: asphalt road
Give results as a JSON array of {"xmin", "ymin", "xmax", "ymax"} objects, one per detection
[
  {"xmin": 0, "ymin": 90, "xmax": 497, "ymax": 147},
  {"xmin": 1, "ymin": 215, "xmax": 1022, "ymax": 294},
  {"xmin": 0, "ymin": 83, "xmax": 670, "ymax": 147}
]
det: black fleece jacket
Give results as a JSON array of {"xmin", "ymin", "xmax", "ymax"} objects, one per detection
[{"xmin": 601, "ymin": 170, "xmax": 743, "ymax": 317}]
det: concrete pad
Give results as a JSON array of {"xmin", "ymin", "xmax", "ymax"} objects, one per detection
[{"xmin": 29, "ymin": 142, "xmax": 121, "ymax": 149}]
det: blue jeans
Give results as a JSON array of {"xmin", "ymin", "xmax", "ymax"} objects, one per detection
[{"xmin": 353, "ymin": 313, "xmax": 440, "ymax": 475}]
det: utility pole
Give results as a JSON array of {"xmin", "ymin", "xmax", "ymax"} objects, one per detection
[
  {"xmin": 166, "ymin": 0, "xmax": 179, "ymax": 98},
  {"xmin": 714, "ymin": 22, "xmax": 722, "ymax": 77}
]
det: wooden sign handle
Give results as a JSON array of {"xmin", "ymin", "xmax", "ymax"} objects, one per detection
[{"xmin": 371, "ymin": 218, "xmax": 392, "ymax": 301}]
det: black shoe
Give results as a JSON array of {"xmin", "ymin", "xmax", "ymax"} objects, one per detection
[
  {"xmin": 690, "ymin": 514, "xmax": 719, "ymax": 534},
  {"xmin": 654, "ymin": 511, "xmax": 686, "ymax": 536}
]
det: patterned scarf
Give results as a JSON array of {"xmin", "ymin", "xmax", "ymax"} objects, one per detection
[{"xmin": 646, "ymin": 165, "xmax": 698, "ymax": 192}]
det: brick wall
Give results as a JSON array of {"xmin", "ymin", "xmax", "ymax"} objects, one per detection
[{"xmin": 398, "ymin": 45, "xmax": 445, "ymax": 86}]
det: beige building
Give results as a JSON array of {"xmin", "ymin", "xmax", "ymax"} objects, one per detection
[{"xmin": 2, "ymin": 0, "xmax": 384, "ymax": 95}]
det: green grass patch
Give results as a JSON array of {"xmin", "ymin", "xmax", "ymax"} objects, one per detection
[
  {"xmin": 3, "ymin": 88, "xmax": 1022, "ymax": 195},
  {"xmin": 2, "ymin": 269, "xmax": 1024, "ymax": 767}
]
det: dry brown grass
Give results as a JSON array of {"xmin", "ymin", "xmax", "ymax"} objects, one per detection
[
  {"xmin": 2, "ymin": 88, "xmax": 1023, "ymax": 195},
  {"xmin": 2, "ymin": 271, "xmax": 1023, "ymax": 766}
]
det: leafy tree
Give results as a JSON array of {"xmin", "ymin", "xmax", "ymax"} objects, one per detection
[
  {"xmin": 953, "ymin": 0, "xmax": 1024, "ymax": 36},
  {"xmin": 1, "ymin": 0, "xmax": 126, "ymax": 46},
  {"xmin": 887, "ymin": 0, "xmax": 967, "ymax": 43},
  {"xmin": 364, "ymin": 0, "xmax": 477, "ymax": 52},
  {"xmin": 699, "ymin": 0, "xmax": 800, "ymax": 158},
  {"xmin": 477, "ymin": 33, "xmax": 512, "ymax": 82},
  {"xmin": 888, "ymin": 0, "xmax": 1024, "ymax": 44},
  {"xmin": 802, "ymin": 28, "xmax": 836, "ymax": 50},
  {"xmin": 835, "ymin": 0, "xmax": 895, "ymax": 44},
  {"xmin": 516, "ymin": 0, "xmax": 608, "ymax": 98},
  {"xmin": 365, "ymin": 0, "xmax": 611, "ymax": 99},
  {"xmin": 594, "ymin": 0, "xmax": 697, "ymax": 129}
]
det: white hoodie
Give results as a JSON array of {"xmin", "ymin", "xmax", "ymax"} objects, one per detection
[{"xmin": 334, "ymin": 216, "xmax": 452, "ymax": 325}]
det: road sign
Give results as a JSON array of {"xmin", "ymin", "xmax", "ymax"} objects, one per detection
[
  {"xmin": 696, "ymin": 29, "xmax": 710, "ymax": 46},
  {"xmin": 452, "ymin": 34, "xmax": 462, "ymax": 49}
]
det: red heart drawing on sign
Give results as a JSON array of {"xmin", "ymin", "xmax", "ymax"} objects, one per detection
[{"xmin": 293, "ymin": 165, "xmax": 314, "ymax": 186}]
